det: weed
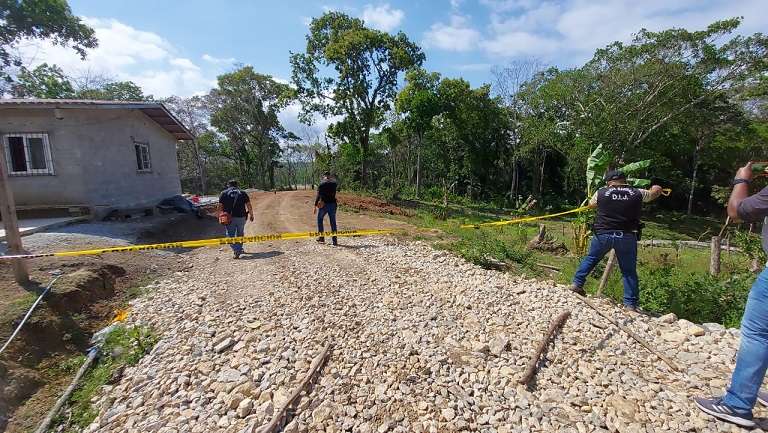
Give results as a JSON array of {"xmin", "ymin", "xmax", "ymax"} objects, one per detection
[{"xmin": 53, "ymin": 324, "xmax": 158, "ymax": 432}]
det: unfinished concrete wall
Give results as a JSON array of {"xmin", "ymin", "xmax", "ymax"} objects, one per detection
[{"xmin": 0, "ymin": 108, "xmax": 182, "ymax": 216}]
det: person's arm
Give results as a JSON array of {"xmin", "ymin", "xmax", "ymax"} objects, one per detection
[
  {"xmin": 728, "ymin": 162, "xmax": 768, "ymax": 223},
  {"xmin": 640, "ymin": 185, "xmax": 663, "ymax": 203},
  {"xmin": 218, "ymin": 192, "xmax": 225, "ymax": 213}
]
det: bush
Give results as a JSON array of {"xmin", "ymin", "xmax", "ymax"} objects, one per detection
[
  {"xmin": 636, "ymin": 268, "xmax": 752, "ymax": 328},
  {"xmin": 447, "ymin": 232, "xmax": 533, "ymax": 269}
]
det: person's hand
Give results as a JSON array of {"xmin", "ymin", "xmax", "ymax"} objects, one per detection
[
  {"xmin": 313, "ymin": 207, "xmax": 317, "ymax": 215},
  {"xmin": 650, "ymin": 185, "xmax": 663, "ymax": 194},
  {"xmin": 736, "ymin": 162, "xmax": 754, "ymax": 181},
  {"xmin": 249, "ymin": 215, "xmax": 254, "ymax": 222}
]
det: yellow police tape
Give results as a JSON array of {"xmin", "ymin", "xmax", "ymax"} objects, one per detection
[
  {"xmin": 0, "ymin": 229, "xmax": 395, "ymax": 260},
  {"xmin": 460, "ymin": 206, "xmax": 592, "ymax": 229}
]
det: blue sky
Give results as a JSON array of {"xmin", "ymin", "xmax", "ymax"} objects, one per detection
[{"xmin": 20, "ymin": 0, "xmax": 768, "ymax": 135}]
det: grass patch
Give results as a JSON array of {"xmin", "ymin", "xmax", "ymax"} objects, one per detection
[{"xmin": 53, "ymin": 324, "xmax": 158, "ymax": 432}]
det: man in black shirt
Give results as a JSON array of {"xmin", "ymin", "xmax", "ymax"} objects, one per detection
[
  {"xmin": 218, "ymin": 180, "xmax": 253, "ymax": 259},
  {"xmin": 570, "ymin": 170, "xmax": 662, "ymax": 310},
  {"xmin": 314, "ymin": 172, "xmax": 338, "ymax": 245}
]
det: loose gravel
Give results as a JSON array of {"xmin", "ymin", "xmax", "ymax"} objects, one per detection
[{"xmin": 83, "ymin": 237, "xmax": 760, "ymax": 433}]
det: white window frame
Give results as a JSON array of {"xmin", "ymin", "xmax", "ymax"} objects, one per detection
[
  {"xmin": 2, "ymin": 133, "xmax": 55, "ymax": 176},
  {"xmin": 134, "ymin": 140, "xmax": 152, "ymax": 173}
]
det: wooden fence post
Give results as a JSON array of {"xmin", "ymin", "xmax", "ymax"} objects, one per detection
[
  {"xmin": 596, "ymin": 249, "xmax": 616, "ymax": 296},
  {"xmin": 710, "ymin": 236, "xmax": 721, "ymax": 276}
]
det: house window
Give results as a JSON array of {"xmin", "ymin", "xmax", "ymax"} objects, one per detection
[
  {"xmin": 3, "ymin": 133, "xmax": 54, "ymax": 176},
  {"xmin": 134, "ymin": 141, "xmax": 151, "ymax": 172}
]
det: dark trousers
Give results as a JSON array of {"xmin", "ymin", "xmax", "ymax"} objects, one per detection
[
  {"xmin": 317, "ymin": 202, "xmax": 338, "ymax": 244},
  {"xmin": 572, "ymin": 231, "xmax": 639, "ymax": 306}
]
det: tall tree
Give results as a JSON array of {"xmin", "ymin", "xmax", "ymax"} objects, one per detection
[
  {"xmin": 0, "ymin": 0, "xmax": 97, "ymax": 85},
  {"xmin": 11, "ymin": 62, "xmax": 74, "ymax": 98},
  {"xmin": 164, "ymin": 95, "xmax": 211, "ymax": 193},
  {"xmin": 290, "ymin": 11, "xmax": 424, "ymax": 187},
  {"xmin": 395, "ymin": 68, "xmax": 441, "ymax": 197},
  {"xmin": 209, "ymin": 66, "xmax": 293, "ymax": 189}
]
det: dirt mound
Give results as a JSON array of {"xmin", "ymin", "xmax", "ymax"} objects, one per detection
[{"xmin": 338, "ymin": 193, "xmax": 414, "ymax": 216}]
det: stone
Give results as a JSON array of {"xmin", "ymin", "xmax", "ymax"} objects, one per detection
[
  {"xmin": 214, "ymin": 338, "xmax": 235, "ymax": 353},
  {"xmin": 237, "ymin": 398, "xmax": 254, "ymax": 418},
  {"xmin": 313, "ymin": 400, "xmax": 335, "ymax": 423},
  {"xmin": 489, "ymin": 336, "xmax": 509, "ymax": 356},
  {"xmin": 441, "ymin": 408, "xmax": 456, "ymax": 421},
  {"xmin": 657, "ymin": 313, "xmax": 677, "ymax": 324},
  {"xmin": 661, "ymin": 331, "xmax": 687, "ymax": 344},
  {"xmin": 702, "ymin": 323, "xmax": 726, "ymax": 333}
]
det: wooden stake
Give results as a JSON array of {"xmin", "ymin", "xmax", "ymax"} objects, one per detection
[
  {"xmin": 0, "ymin": 144, "xmax": 28, "ymax": 284},
  {"xmin": 575, "ymin": 294, "xmax": 681, "ymax": 372},
  {"xmin": 710, "ymin": 236, "xmax": 721, "ymax": 276},
  {"xmin": 249, "ymin": 342, "xmax": 332, "ymax": 433},
  {"xmin": 519, "ymin": 311, "xmax": 570, "ymax": 386},
  {"xmin": 596, "ymin": 250, "xmax": 616, "ymax": 296}
]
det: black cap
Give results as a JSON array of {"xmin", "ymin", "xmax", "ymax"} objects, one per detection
[{"xmin": 604, "ymin": 170, "xmax": 626, "ymax": 182}]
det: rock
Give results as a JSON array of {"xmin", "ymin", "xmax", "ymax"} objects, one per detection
[
  {"xmin": 214, "ymin": 338, "xmax": 235, "ymax": 353},
  {"xmin": 489, "ymin": 336, "xmax": 509, "ymax": 356},
  {"xmin": 661, "ymin": 331, "xmax": 687, "ymax": 344},
  {"xmin": 441, "ymin": 408, "xmax": 456, "ymax": 421},
  {"xmin": 702, "ymin": 322, "xmax": 726, "ymax": 333},
  {"xmin": 217, "ymin": 369, "xmax": 242, "ymax": 383},
  {"xmin": 657, "ymin": 313, "xmax": 677, "ymax": 324},
  {"xmin": 313, "ymin": 400, "xmax": 335, "ymax": 423},
  {"xmin": 237, "ymin": 398, "xmax": 254, "ymax": 418}
]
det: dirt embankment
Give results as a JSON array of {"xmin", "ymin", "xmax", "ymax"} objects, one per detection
[{"xmin": 0, "ymin": 212, "xmax": 222, "ymax": 433}]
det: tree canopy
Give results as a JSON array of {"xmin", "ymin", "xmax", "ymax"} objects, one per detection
[{"xmin": 290, "ymin": 11, "xmax": 424, "ymax": 187}]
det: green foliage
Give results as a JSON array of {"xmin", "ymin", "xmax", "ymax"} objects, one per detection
[
  {"xmin": 55, "ymin": 324, "xmax": 157, "ymax": 432},
  {"xmin": 12, "ymin": 62, "xmax": 74, "ymax": 98},
  {"xmin": 76, "ymin": 80, "xmax": 148, "ymax": 101},
  {"xmin": 0, "ymin": 0, "xmax": 97, "ymax": 85},
  {"xmin": 209, "ymin": 66, "xmax": 294, "ymax": 189},
  {"xmin": 290, "ymin": 11, "xmax": 424, "ymax": 187},
  {"xmin": 444, "ymin": 231, "xmax": 533, "ymax": 270},
  {"xmin": 636, "ymin": 268, "xmax": 752, "ymax": 328},
  {"xmin": 733, "ymin": 230, "xmax": 768, "ymax": 265}
]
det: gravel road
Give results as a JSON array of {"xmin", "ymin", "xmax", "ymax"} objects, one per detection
[{"xmin": 79, "ymin": 192, "xmax": 761, "ymax": 433}]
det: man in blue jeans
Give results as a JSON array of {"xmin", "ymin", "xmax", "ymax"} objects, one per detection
[
  {"xmin": 570, "ymin": 170, "xmax": 662, "ymax": 310},
  {"xmin": 218, "ymin": 180, "xmax": 253, "ymax": 259},
  {"xmin": 695, "ymin": 162, "xmax": 768, "ymax": 428},
  {"xmin": 314, "ymin": 172, "xmax": 338, "ymax": 246}
]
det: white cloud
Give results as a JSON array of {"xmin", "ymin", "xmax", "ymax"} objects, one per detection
[
  {"xmin": 361, "ymin": 4, "xmax": 405, "ymax": 32},
  {"xmin": 15, "ymin": 17, "xmax": 229, "ymax": 98},
  {"xmin": 300, "ymin": 16, "xmax": 313, "ymax": 26},
  {"xmin": 201, "ymin": 53, "xmax": 235, "ymax": 65},
  {"xmin": 478, "ymin": 0, "xmax": 768, "ymax": 64},
  {"xmin": 423, "ymin": 15, "xmax": 481, "ymax": 52}
]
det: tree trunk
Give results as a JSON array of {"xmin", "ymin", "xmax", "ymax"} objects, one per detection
[
  {"xmin": 539, "ymin": 151, "xmax": 547, "ymax": 199},
  {"xmin": 415, "ymin": 134, "xmax": 422, "ymax": 198},
  {"xmin": 360, "ymin": 132, "xmax": 370, "ymax": 188},
  {"xmin": 688, "ymin": 140, "xmax": 702, "ymax": 215},
  {"xmin": 191, "ymin": 138, "xmax": 206, "ymax": 194}
]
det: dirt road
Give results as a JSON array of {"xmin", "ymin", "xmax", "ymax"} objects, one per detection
[
  {"xmin": 246, "ymin": 190, "xmax": 411, "ymax": 235},
  {"xmin": 51, "ymin": 191, "xmax": 759, "ymax": 433}
]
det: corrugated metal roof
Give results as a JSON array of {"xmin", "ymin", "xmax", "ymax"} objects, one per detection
[{"xmin": 0, "ymin": 99, "xmax": 194, "ymax": 140}]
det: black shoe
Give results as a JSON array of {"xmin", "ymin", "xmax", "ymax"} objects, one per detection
[
  {"xmin": 233, "ymin": 251, "xmax": 241, "ymax": 259},
  {"xmin": 569, "ymin": 284, "xmax": 586, "ymax": 296},
  {"xmin": 316, "ymin": 237, "xmax": 325, "ymax": 243},
  {"xmin": 694, "ymin": 397, "xmax": 755, "ymax": 428}
]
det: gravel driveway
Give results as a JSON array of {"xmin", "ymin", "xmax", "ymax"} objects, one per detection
[{"xmin": 80, "ymin": 218, "xmax": 760, "ymax": 433}]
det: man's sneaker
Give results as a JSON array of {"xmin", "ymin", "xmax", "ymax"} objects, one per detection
[
  {"xmin": 757, "ymin": 390, "xmax": 768, "ymax": 407},
  {"xmin": 316, "ymin": 237, "xmax": 325, "ymax": 243},
  {"xmin": 694, "ymin": 396, "xmax": 755, "ymax": 428},
  {"xmin": 569, "ymin": 284, "xmax": 586, "ymax": 296},
  {"xmin": 233, "ymin": 251, "xmax": 241, "ymax": 259}
]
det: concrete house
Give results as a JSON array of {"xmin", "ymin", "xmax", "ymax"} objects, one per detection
[{"xmin": 0, "ymin": 99, "xmax": 193, "ymax": 218}]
